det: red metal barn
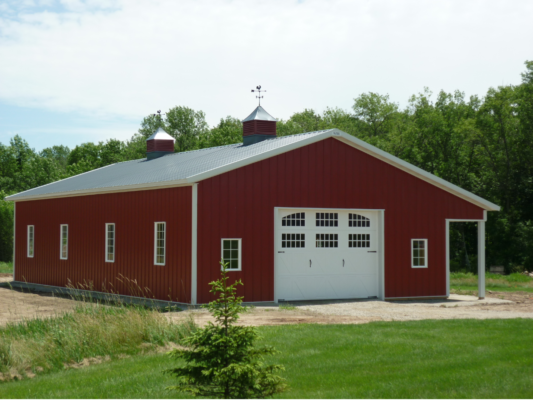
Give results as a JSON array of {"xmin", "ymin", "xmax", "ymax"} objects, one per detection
[{"xmin": 8, "ymin": 106, "xmax": 500, "ymax": 304}]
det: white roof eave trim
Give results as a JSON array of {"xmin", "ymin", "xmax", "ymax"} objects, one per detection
[
  {"xmin": 185, "ymin": 131, "xmax": 334, "ymax": 183},
  {"xmin": 187, "ymin": 129, "xmax": 500, "ymax": 212},
  {"xmin": 6, "ymin": 179, "xmax": 192, "ymax": 202},
  {"xmin": 6, "ymin": 129, "xmax": 500, "ymax": 211}
]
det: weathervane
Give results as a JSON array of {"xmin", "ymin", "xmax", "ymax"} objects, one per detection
[{"xmin": 251, "ymin": 85, "xmax": 266, "ymax": 106}]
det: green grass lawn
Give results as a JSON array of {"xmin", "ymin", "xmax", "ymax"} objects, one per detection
[
  {"xmin": 0, "ymin": 261, "xmax": 13, "ymax": 274},
  {"xmin": 450, "ymin": 272, "xmax": 533, "ymax": 293},
  {"xmin": 2, "ymin": 319, "xmax": 533, "ymax": 398}
]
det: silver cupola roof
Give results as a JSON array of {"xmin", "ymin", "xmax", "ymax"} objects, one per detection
[
  {"xmin": 241, "ymin": 106, "xmax": 277, "ymax": 123},
  {"xmin": 146, "ymin": 127, "xmax": 176, "ymax": 142}
]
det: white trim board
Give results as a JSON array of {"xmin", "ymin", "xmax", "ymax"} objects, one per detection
[
  {"xmin": 191, "ymin": 183, "xmax": 198, "ymax": 305},
  {"xmin": 13, "ymin": 202, "xmax": 16, "ymax": 279},
  {"xmin": 445, "ymin": 218, "xmax": 486, "ymax": 298},
  {"xmin": 186, "ymin": 130, "xmax": 499, "ymax": 211},
  {"xmin": 7, "ymin": 180, "xmax": 192, "ymax": 202},
  {"xmin": 6, "ymin": 130, "xmax": 500, "ymax": 212}
]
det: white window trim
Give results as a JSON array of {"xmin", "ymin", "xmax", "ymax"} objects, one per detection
[
  {"xmin": 105, "ymin": 223, "xmax": 115, "ymax": 263},
  {"xmin": 60, "ymin": 224, "xmax": 68, "ymax": 260},
  {"xmin": 154, "ymin": 222, "xmax": 166, "ymax": 266},
  {"xmin": 411, "ymin": 238, "xmax": 428, "ymax": 268},
  {"xmin": 221, "ymin": 238, "xmax": 242, "ymax": 271},
  {"xmin": 27, "ymin": 225, "xmax": 34, "ymax": 258}
]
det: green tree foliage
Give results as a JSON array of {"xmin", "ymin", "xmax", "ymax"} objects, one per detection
[
  {"xmin": 199, "ymin": 117, "xmax": 243, "ymax": 148},
  {"xmin": 1, "ymin": 61, "xmax": 533, "ymax": 271},
  {"xmin": 0, "ymin": 190, "xmax": 14, "ymax": 262},
  {"xmin": 166, "ymin": 262, "xmax": 287, "ymax": 399},
  {"xmin": 352, "ymin": 92, "xmax": 399, "ymax": 137}
]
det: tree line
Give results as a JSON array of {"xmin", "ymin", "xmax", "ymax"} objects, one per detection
[{"xmin": 1, "ymin": 61, "xmax": 532, "ymax": 273}]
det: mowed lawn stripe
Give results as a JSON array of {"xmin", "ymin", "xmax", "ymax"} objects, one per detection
[
  {"xmin": 265, "ymin": 320, "xmax": 533, "ymax": 398},
  {"xmin": 2, "ymin": 319, "xmax": 533, "ymax": 399}
]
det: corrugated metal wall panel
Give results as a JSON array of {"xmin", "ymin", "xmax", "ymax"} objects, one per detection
[
  {"xmin": 15, "ymin": 187, "xmax": 192, "ymax": 303},
  {"xmin": 197, "ymin": 138, "xmax": 484, "ymax": 303}
]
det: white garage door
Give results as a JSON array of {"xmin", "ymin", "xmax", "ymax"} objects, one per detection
[{"xmin": 275, "ymin": 208, "xmax": 380, "ymax": 302}]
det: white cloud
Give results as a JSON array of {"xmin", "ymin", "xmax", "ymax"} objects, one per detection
[{"xmin": 0, "ymin": 0, "xmax": 532, "ymax": 126}]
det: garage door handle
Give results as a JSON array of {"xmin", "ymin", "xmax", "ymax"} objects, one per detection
[
  {"xmin": 309, "ymin": 260, "xmax": 312, "ymax": 268},
  {"xmin": 343, "ymin": 259, "xmax": 345, "ymax": 267},
  {"xmin": 368, "ymin": 251, "xmax": 377, "ymax": 253}
]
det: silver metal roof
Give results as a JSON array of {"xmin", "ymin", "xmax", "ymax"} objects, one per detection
[
  {"xmin": 6, "ymin": 128, "xmax": 501, "ymax": 211},
  {"xmin": 242, "ymin": 106, "xmax": 277, "ymax": 122},
  {"xmin": 146, "ymin": 127, "xmax": 175, "ymax": 142},
  {"xmin": 6, "ymin": 131, "xmax": 328, "ymax": 201}
]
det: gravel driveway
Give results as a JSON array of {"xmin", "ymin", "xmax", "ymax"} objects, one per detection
[
  {"xmin": 175, "ymin": 292, "xmax": 533, "ymax": 327},
  {"xmin": 1, "ymin": 272, "xmax": 532, "ymax": 328}
]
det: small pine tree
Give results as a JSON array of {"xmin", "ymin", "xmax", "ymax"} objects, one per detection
[{"xmin": 166, "ymin": 261, "xmax": 287, "ymax": 399}]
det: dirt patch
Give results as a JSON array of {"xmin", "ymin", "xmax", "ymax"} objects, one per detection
[
  {"xmin": 0, "ymin": 274, "xmax": 13, "ymax": 283},
  {"xmin": 172, "ymin": 292, "xmax": 533, "ymax": 327},
  {"xmin": 1, "ymin": 285, "xmax": 532, "ymax": 329},
  {"xmin": 0, "ymin": 286, "xmax": 78, "ymax": 326}
]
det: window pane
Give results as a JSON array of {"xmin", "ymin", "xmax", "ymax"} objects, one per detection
[
  {"xmin": 282, "ymin": 234, "xmax": 305, "ymax": 248},
  {"xmin": 230, "ymin": 260, "xmax": 238, "ymax": 269},
  {"xmin": 282, "ymin": 212, "xmax": 305, "ymax": 227}
]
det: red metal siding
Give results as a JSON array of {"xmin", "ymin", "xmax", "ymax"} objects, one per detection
[
  {"xmin": 243, "ymin": 120, "xmax": 276, "ymax": 137},
  {"xmin": 197, "ymin": 138, "xmax": 484, "ymax": 303},
  {"xmin": 146, "ymin": 139, "xmax": 175, "ymax": 153},
  {"xmin": 15, "ymin": 187, "xmax": 192, "ymax": 303}
]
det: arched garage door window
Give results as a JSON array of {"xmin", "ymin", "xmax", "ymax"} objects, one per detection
[
  {"xmin": 282, "ymin": 212, "xmax": 305, "ymax": 226},
  {"xmin": 349, "ymin": 213, "xmax": 370, "ymax": 227}
]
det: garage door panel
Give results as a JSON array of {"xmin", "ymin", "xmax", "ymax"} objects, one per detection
[
  {"xmin": 276, "ymin": 208, "xmax": 380, "ymax": 302},
  {"xmin": 278, "ymin": 252, "xmax": 312, "ymax": 276}
]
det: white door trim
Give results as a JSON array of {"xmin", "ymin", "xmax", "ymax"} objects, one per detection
[
  {"xmin": 445, "ymin": 211, "xmax": 487, "ymax": 299},
  {"xmin": 274, "ymin": 207, "xmax": 385, "ymax": 303}
]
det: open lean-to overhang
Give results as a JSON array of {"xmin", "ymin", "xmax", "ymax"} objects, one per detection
[{"xmin": 6, "ymin": 129, "xmax": 500, "ymax": 212}]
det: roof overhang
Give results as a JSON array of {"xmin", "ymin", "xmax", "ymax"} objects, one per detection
[
  {"xmin": 185, "ymin": 129, "xmax": 500, "ymax": 212},
  {"xmin": 5, "ymin": 129, "xmax": 500, "ymax": 211},
  {"xmin": 6, "ymin": 180, "xmax": 192, "ymax": 202}
]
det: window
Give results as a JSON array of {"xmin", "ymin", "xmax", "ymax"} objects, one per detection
[
  {"xmin": 60, "ymin": 225, "xmax": 68, "ymax": 260},
  {"xmin": 282, "ymin": 212, "xmax": 305, "ymax": 227},
  {"xmin": 349, "ymin": 233, "xmax": 370, "ymax": 248},
  {"xmin": 105, "ymin": 223, "xmax": 115, "ymax": 262},
  {"xmin": 154, "ymin": 222, "xmax": 166, "ymax": 265},
  {"xmin": 316, "ymin": 233, "xmax": 338, "ymax": 248},
  {"xmin": 316, "ymin": 212, "xmax": 338, "ymax": 227},
  {"xmin": 412, "ymin": 239, "xmax": 428, "ymax": 268},
  {"xmin": 282, "ymin": 233, "xmax": 305, "ymax": 248},
  {"xmin": 221, "ymin": 239, "xmax": 241, "ymax": 270},
  {"xmin": 349, "ymin": 213, "xmax": 370, "ymax": 227},
  {"xmin": 27, "ymin": 225, "xmax": 34, "ymax": 258}
]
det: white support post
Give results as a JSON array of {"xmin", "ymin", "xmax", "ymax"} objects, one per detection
[
  {"xmin": 445, "ymin": 220, "xmax": 450, "ymax": 297},
  {"xmin": 13, "ymin": 202, "xmax": 16, "ymax": 280},
  {"xmin": 478, "ymin": 220, "xmax": 486, "ymax": 300},
  {"xmin": 191, "ymin": 183, "xmax": 198, "ymax": 305}
]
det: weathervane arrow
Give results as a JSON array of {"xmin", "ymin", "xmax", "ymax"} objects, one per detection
[{"xmin": 251, "ymin": 85, "xmax": 266, "ymax": 106}]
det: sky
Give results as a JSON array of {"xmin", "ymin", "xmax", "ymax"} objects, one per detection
[{"xmin": 0, "ymin": 0, "xmax": 532, "ymax": 152}]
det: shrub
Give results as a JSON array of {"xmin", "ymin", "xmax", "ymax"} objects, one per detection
[
  {"xmin": 166, "ymin": 261, "xmax": 287, "ymax": 399},
  {"xmin": 0, "ymin": 297, "xmax": 196, "ymax": 380}
]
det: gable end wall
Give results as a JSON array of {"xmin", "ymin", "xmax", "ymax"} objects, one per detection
[{"xmin": 197, "ymin": 138, "xmax": 484, "ymax": 303}]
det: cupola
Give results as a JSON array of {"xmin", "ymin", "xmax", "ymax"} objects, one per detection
[
  {"xmin": 242, "ymin": 105, "xmax": 277, "ymax": 146},
  {"xmin": 146, "ymin": 127, "xmax": 175, "ymax": 160}
]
